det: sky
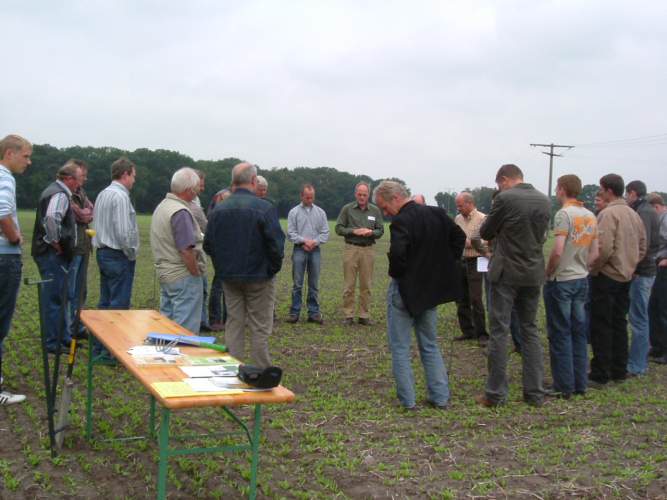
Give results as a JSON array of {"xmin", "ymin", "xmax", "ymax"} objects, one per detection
[{"xmin": 3, "ymin": 0, "xmax": 666, "ymax": 202}]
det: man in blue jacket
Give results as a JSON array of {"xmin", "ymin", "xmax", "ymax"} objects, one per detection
[{"xmin": 203, "ymin": 163, "xmax": 285, "ymax": 367}]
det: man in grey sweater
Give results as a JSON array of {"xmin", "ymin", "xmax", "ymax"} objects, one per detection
[{"xmin": 477, "ymin": 164, "xmax": 551, "ymax": 407}]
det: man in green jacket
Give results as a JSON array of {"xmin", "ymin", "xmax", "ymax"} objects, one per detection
[{"xmin": 335, "ymin": 182, "xmax": 384, "ymax": 325}]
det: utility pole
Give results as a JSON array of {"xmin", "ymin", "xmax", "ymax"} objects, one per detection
[{"xmin": 529, "ymin": 143, "xmax": 575, "ymax": 200}]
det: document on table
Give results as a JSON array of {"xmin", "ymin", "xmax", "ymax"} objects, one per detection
[
  {"xmin": 180, "ymin": 365, "xmax": 238, "ymax": 378},
  {"xmin": 184, "ymin": 377, "xmax": 271, "ymax": 392},
  {"xmin": 477, "ymin": 256, "xmax": 489, "ymax": 273}
]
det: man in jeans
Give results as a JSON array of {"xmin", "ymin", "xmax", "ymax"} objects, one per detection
[
  {"xmin": 624, "ymin": 180, "xmax": 660, "ymax": 376},
  {"xmin": 0, "ymin": 134, "xmax": 31, "ymax": 405},
  {"xmin": 286, "ymin": 184, "xmax": 329, "ymax": 324},
  {"xmin": 204, "ymin": 163, "xmax": 285, "ymax": 367},
  {"xmin": 374, "ymin": 181, "xmax": 465, "ymax": 410},
  {"xmin": 92, "ymin": 157, "xmax": 139, "ymax": 360},
  {"xmin": 589, "ymin": 174, "xmax": 646, "ymax": 386},
  {"xmin": 477, "ymin": 164, "xmax": 551, "ymax": 407},
  {"xmin": 544, "ymin": 175, "xmax": 599, "ymax": 398},
  {"xmin": 151, "ymin": 168, "xmax": 206, "ymax": 333},
  {"xmin": 647, "ymin": 193, "xmax": 667, "ymax": 364}
]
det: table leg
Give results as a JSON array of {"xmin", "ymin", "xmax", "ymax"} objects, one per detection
[
  {"xmin": 149, "ymin": 395, "xmax": 156, "ymax": 440},
  {"xmin": 249, "ymin": 404, "xmax": 262, "ymax": 500},
  {"xmin": 85, "ymin": 336, "xmax": 94, "ymax": 441},
  {"xmin": 157, "ymin": 407, "xmax": 171, "ymax": 500}
]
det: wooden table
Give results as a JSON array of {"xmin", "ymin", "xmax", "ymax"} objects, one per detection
[{"xmin": 81, "ymin": 309, "xmax": 295, "ymax": 499}]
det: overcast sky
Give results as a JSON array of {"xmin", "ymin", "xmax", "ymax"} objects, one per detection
[{"xmin": 3, "ymin": 0, "xmax": 666, "ymax": 202}]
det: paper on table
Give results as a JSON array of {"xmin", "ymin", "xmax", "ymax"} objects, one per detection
[
  {"xmin": 152, "ymin": 381, "xmax": 243, "ymax": 398},
  {"xmin": 184, "ymin": 377, "xmax": 271, "ymax": 392},
  {"xmin": 188, "ymin": 356, "xmax": 238, "ymax": 366},
  {"xmin": 477, "ymin": 256, "xmax": 489, "ymax": 273},
  {"xmin": 180, "ymin": 365, "xmax": 238, "ymax": 378},
  {"xmin": 128, "ymin": 345, "xmax": 181, "ymax": 356}
]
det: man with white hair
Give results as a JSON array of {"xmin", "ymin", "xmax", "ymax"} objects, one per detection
[
  {"xmin": 373, "ymin": 180, "xmax": 465, "ymax": 410},
  {"xmin": 256, "ymin": 175, "xmax": 269, "ymax": 200},
  {"xmin": 150, "ymin": 167, "xmax": 206, "ymax": 333},
  {"xmin": 204, "ymin": 163, "xmax": 285, "ymax": 367}
]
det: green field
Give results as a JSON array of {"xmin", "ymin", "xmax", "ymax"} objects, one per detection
[{"xmin": 1, "ymin": 210, "xmax": 666, "ymax": 499}]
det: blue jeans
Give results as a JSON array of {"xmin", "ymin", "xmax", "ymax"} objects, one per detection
[
  {"xmin": 208, "ymin": 272, "xmax": 227, "ymax": 325},
  {"xmin": 386, "ymin": 279, "xmax": 449, "ymax": 408},
  {"xmin": 67, "ymin": 254, "xmax": 88, "ymax": 337},
  {"xmin": 34, "ymin": 251, "xmax": 72, "ymax": 350},
  {"xmin": 96, "ymin": 248, "xmax": 135, "ymax": 355},
  {"xmin": 290, "ymin": 246, "xmax": 321, "ymax": 317},
  {"xmin": 0, "ymin": 255, "xmax": 22, "ymax": 360},
  {"xmin": 160, "ymin": 274, "xmax": 204, "ymax": 334},
  {"xmin": 627, "ymin": 275, "xmax": 655, "ymax": 375},
  {"xmin": 543, "ymin": 279, "xmax": 589, "ymax": 394},
  {"xmin": 200, "ymin": 274, "xmax": 209, "ymax": 328}
]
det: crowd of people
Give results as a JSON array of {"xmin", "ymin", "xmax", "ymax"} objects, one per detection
[{"xmin": 0, "ymin": 133, "xmax": 665, "ymax": 413}]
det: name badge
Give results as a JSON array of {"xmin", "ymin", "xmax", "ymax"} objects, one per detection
[{"xmin": 368, "ymin": 216, "xmax": 376, "ymax": 221}]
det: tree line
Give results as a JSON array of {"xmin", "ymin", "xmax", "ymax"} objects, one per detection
[{"xmin": 18, "ymin": 144, "xmax": 404, "ymax": 219}]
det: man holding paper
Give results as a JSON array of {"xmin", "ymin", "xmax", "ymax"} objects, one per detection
[{"xmin": 454, "ymin": 192, "xmax": 489, "ymax": 343}]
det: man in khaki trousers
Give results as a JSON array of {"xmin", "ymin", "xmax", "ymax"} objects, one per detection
[{"xmin": 335, "ymin": 182, "xmax": 384, "ymax": 325}]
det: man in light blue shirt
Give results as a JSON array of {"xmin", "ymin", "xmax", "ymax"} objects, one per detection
[
  {"xmin": 286, "ymin": 184, "xmax": 329, "ymax": 324},
  {"xmin": 0, "ymin": 134, "xmax": 31, "ymax": 405}
]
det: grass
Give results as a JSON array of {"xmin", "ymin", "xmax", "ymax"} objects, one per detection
[{"xmin": 0, "ymin": 210, "xmax": 666, "ymax": 498}]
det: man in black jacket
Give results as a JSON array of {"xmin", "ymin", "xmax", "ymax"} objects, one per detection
[
  {"xmin": 32, "ymin": 162, "xmax": 83, "ymax": 353},
  {"xmin": 373, "ymin": 180, "xmax": 465, "ymax": 410},
  {"xmin": 478, "ymin": 164, "xmax": 551, "ymax": 407},
  {"xmin": 625, "ymin": 180, "xmax": 660, "ymax": 376},
  {"xmin": 204, "ymin": 163, "xmax": 285, "ymax": 367}
]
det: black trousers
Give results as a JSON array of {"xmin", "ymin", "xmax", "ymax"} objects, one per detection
[
  {"xmin": 649, "ymin": 266, "xmax": 667, "ymax": 356},
  {"xmin": 589, "ymin": 273, "xmax": 631, "ymax": 383},
  {"xmin": 456, "ymin": 258, "xmax": 488, "ymax": 338}
]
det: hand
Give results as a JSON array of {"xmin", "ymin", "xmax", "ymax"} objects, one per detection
[
  {"xmin": 464, "ymin": 239, "xmax": 472, "ymax": 249},
  {"xmin": 10, "ymin": 234, "xmax": 23, "ymax": 246},
  {"xmin": 52, "ymin": 241, "xmax": 63, "ymax": 255},
  {"xmin": 659, "ymin": 259, "xmax": 667, "ymax": 268}
]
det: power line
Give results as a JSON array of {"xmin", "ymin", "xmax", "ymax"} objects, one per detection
[
  {"xmin": 529, "ymin": 143, "xmax": 575, "ymax": 201},
  {"xmin": 575, "ymin": 133, "xmax": 667, "ymax": 148}
]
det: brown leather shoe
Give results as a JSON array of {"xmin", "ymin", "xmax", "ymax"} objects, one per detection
[
  {"xmin": 307, "ymin": 314, "xmax": 324, "ymax": 324},
  {"xmin": 358, "ymin": 318, "xmax": 373, "ymax": 326},
  {"xmin": 285, "ymin": 314, "xmax": 299, "ymax": 324},
  {"xmin": 475, "ymin": 394, "xmax": 502, "ymax": 408}
]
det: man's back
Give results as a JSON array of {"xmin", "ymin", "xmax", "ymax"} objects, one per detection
[
  {"xmin": 480, "ymin": 183, "xmax": 551, "ymax": 286},
  {"xmin": 204, "ymin": 189, "xmax": 285, "ymax": 281}
]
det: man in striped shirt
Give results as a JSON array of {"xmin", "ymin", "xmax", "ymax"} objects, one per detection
[
  {"xmin": 31, "ymin": 162, "xmax": 83, "ymax": 354},
  {"xmin": 0, "ymin": 134, "xmax": 31, "ymax": 405},
  {"xmin": 92, "ymin": 157, "xmax": 139, "ymax": 361}
]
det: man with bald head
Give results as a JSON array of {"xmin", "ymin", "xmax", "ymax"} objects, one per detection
[
  {"xmin": 454, "ymin": 192, "xmax": 489, "ymax": 343},
  {"xmin": 204, "ymin": 162, "xmax": 285, "ymax": 367}
]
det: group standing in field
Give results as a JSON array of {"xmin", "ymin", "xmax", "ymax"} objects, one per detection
[{"xmin": 1, "ymin": 133, "xmax": 666, "ymax": 415}]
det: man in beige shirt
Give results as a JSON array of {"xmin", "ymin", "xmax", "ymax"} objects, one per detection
[
  {"xmin": 454, "ymin": 192, "xmax": 489, "ymax": 342},
  {"xmin": 589, "ymin": 173, "xmax": 646, "ymax": 387}
]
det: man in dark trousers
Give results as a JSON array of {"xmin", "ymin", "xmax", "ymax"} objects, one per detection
[
  {"xmin": 477, "ymin": 164, "xmax": 551, "ymax": 407},
  {"xmin": 373, "ymin": 180, "xmax": 465, "ymax": 410},
  {"xmin": 32, "ymin": 161, "xmax": 83, "ymax": 353},
  {"xmin": 204, "ymin": 162, "xmax": 285, "ymax": 368}
]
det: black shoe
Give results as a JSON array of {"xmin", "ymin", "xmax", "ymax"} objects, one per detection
[
  {"xmin": 307, "ymin": 314, "xmax": 324, "ymax": 325},
  {"xmin": 343, "ymin": 318, "xmax": 354, "ymax": 326},
  {"xmin": 544, "ymin": 386, "xmax": 572, "ymax": 400},
  {"xmin": 73, "ymin": 328, "xmax": 89, "ymax": 340},
  {"xmin": 587, "ymin": 375, "xmax": 608, "ymax": 389},
  {"xmin": 648, "ymin": 349, "xmax": 663, "ymax": 359},
  {"xmin": 524, "ymin": 397, "xmax": 544, "ymax": 407},
  {"xmin": 285, "ymin": 314, "xmax": 299, "ymax": 324},
  {"xmin": 200, "ymin": 324, "xmax": 213, "ymax": 332},
  {"xmin": 454, "ymin": 335, "xmax": 475, "ymax": 341},
  {"xmin": 650, "ymin": 355, "xmax": 667, "ymax": 365},
  {"xmin": 358, "ymin": 318, "xmax": 373, "ymax": 326},
  {"xmin": 477, "ymin": 334, "xmax": 490, "ymax": 345}
]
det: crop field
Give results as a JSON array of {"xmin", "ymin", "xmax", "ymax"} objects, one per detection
[{"xmin": 1, "ymin": 210, "xmax": 666, "ymax": 499}]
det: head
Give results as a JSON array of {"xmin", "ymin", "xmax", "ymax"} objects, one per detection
[
  {"xmin": 195, "ymin": 169, "xmax": 206, "ymax": 193},
  {"xmin": 256, "ymin": 175, "xmax": 268, "ymax": 198},
  {"xmin": 57, "ymin": 161, "xmax": 83, "ymax": 192},
  {"xmin": 301, "ymin": 183, "xmax": 315, "ymax": 207},
  {"xmin": 231, "ymin": 162, "xmax": 257, "ymax": 191},
  {"xmin": 647, "ymin": 192, "xmax": 666, "ymax": 215},
  {"xmin": 455, "ymin": 192, "xmax": 476, "ymax": 216},
  {"xmin": 355, "ymin": 182, "xmax": 371, "ymax": 208},
  {"xmin": 599, "ymin": 173, "xmax": 624, "ymax": 202},
  {"xmin": 68, "ymin": 159, "xmax": 89, "ymax": 186},
  {"xmin": 495, "ymin": 164, "xmax": 524, "ymax": 192},
  {"xmin": 625, "ymin": 180, "xmax": 647, "ymax": 206},
  {"xmin": 372, "ymin": 180, "xmax": 410, "ymax": 217},
  {"xmin": 412, "ymin": 194, "xmax": 426, "ymax": 205},
  {"xmin": 171, "ymin": 167, "xmax": 200, "ymax": 202},
  {"xmin": 594, "ymin": 190, "xmax": 608, "ymax": 213},
  {"xmin": 111, "ymin": 157, "xmax": 137, "ymax": 190},
  {"xmin": 0, "ymin": 134, "xmax": 32, "ymax": 174},
  {"xmin": 555, "ymin": 174, "xmax": 582, "ymax": 203}
]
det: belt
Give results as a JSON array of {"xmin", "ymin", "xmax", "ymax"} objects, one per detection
[{"xmin": 346, "ymin": 241, "xmax": 373, "ymax": 247}]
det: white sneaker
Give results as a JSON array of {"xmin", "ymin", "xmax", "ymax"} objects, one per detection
[{"xmin": 0, "ymin": 390, "xmax": 26, "ymax": 405}]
